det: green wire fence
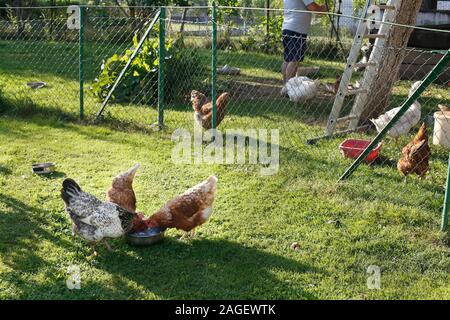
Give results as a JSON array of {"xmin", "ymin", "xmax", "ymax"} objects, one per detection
[{"xmin": 0, "ymin": 5, "xmax": 449, "ymax": 231}]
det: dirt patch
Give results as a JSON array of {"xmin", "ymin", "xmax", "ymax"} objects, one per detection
[
  {"xmin": 228, "ymin": 79, "xmax": 337, "ymax": 101},
  {"xmin": 229, "ymin": 80, "xmax": 282, "ymax": 100}
]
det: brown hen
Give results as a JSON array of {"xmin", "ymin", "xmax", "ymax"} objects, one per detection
[
  {"xmin": 106, "ymin": 164, "xmax": 140, "ymax": 212},
  {"xmin": 191, "ymin": 90, "xmax": 229, "ymax": 129},
  {"xmin": 143, "ymin": 175, "xmax": 218, "ymax": 236},
  {"xmin": 397, "ymin": 123, "xmax": 430, "ymax": 178}
]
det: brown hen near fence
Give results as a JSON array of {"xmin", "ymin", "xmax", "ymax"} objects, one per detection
[
  {"xmin": 397, "ymin": 123, "xmax": 430, "ymax": 179},
  {"xmin": 191, "ymin": 90, "xmax": 230, "ymax": 129}
]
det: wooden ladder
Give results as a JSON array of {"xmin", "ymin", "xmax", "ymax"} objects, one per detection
[{"xmin": 323, "ymin": 0, "xmax": 397, "ymax": 138}]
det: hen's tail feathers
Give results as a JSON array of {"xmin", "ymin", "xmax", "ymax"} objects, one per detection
[
  {"xmin": 217, "ymin": 92, "xmax": 230, "ymax": 103},
  {"xmin": 217, "ymin": 92, "xmax": 230, "ymax": 110},
  {"xmin": 61, "ymin": 178, "xmax": 82, "ymax": 206},
  {"xmin": 206, "ymin": 175, "xmax": 218, "ymax": 192},
  {"xmin": 188, "ymin": 175, "xmax": 218, "ymax": 195},
  {"xmin": 370, "ymin": 118, "xmax": 384, "ymax": 133},
  {"xmin": 414, "ymin": 122, "xmax": 428, "ymax": 142},
  {"xmin": 370, "ymin": 114, "xmax": 390, "ymax": 132},
  {"xmin": 409, "ymin": 81, "xmax": 422, "ymax": 97},
  {"xmin": 207, "ymin": 175, "xmax": 218, "ymax": 184},
  {"xmin": 119, "ymin": 163, "xmax": 140, "ymax": 179}
]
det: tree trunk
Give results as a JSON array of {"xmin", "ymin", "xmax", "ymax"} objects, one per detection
[
  {"xmin": 265, "ymin": 0, "xmax": 270, "ymax": 38},
  {"xmin": 115, "ymin": 0, "xmax": 130, "ymax": 17},
  {"xmin": 359, "ymin": 0, "xmax": 422, "ymax": 124},
  {"xmin": 129, "ymin": 0, "xmax": 136, "ymax": 18},
  {"xmin": 180, "ymin": 7, "xmax": 188, "ymax": 33},
  {"xmin": 13, "ymin": 0, "xmax": 24, "ymax": 38},
  {"xmin": 49, "ymin": 0, "xmax": 56, "ymax": 40}
]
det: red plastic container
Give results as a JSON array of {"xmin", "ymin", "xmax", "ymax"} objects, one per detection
[{"xmin": 339, "ymin": 139, "xmax": 382, "ymax": 163}]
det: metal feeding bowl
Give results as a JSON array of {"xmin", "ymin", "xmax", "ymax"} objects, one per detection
[
  {"xmin": 32, "ymin": 162, "xmax": 56, "ymax": 175},
  {"xmin": 27, "ymin": 81, "xmax": 47, "ymax": 89},
  {"xmin": 126, "ymin": 227, "xmax": 165, "ymax": 246}
]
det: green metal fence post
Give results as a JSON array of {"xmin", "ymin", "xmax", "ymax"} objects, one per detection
[
  {"xmin": 211, "ymin": 1, "xmax": 217, "ymax": 129},
  {"xmin": 79, "ymin": 6, "xmax": 84, "ymax": 120},
  {"xmin": 158, "ymin": 7, "xmax": 166, "ymax": 128},
  {"xmin": 441, "ymin": 152, "xmax": 450, "ymax": 231},
  {"xmin": 338, "ymin": 49, "xmax": 450, "ymax": 182}
]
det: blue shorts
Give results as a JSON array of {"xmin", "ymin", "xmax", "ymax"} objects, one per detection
[{"xmin": 282, "ymin": 29, "xmax": 307, "ymax": 62}]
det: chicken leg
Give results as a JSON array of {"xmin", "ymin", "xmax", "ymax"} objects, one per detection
[
  {"xmin": 179, "ymin": 229, "xmax": 196, "ymax": 241},
  {"xmin": 71, "ymin": 224, "xmax": 78, "ymax": 237},
  {"xmin": 90, "ymin": 243, "xmax": 98, "ymax": 257},
  {"xmin": 103, "ymin": 240, "xmax": 112, "ymax": 252}
]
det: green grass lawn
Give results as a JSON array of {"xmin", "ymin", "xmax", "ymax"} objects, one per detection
[
  {"xmin": 1, "ymin": 112, "xmax": 450, "ymax": 300},
  {"xmin": 1, "ymin": 38, "xmax": 450, "ymax": 299}
]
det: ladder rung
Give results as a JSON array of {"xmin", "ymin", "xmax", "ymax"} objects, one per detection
[
  {"xmin": 378, "ymin": 5, "xmax": 396, "ymax": 10},
  {"xmin": 337, "ymin": 115, "xmax": 358, "ymax": 122},
  {"xmin": 354, "ymin": 62, "xmax": 377, "ymax": 68},
  {"xmin": 346, "ymin": 88, "xmax": 368, "ymax": 95},
  {"xmin": 307, "ymin": 125, "xmax": 371, "ymax": 145},
  {"xmin": 364, "ymin": 33, "xmax": 386, "ymax": 39}
]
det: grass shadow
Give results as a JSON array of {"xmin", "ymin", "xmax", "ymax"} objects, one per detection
[
  {"xmin": 0, "ymin": 165, "xmax": 12, "ymax": 175},
  {"xmin": 0, "ymin": 194, "xmax": 72, "ymax": 279},
  {"xmin": 0, "ymin": 193, "xmax": 322, "ymax": 299},
  {"xmin": 36, "ymin": 171, "xmax": 66, "ymax": 180},
  {"xmin": 370, "ymin": 155, "xmax": 398, "ymax": 168},
  {"xmin": 95, "ymin": 237, "xmax": 322, "ymax": 299}
]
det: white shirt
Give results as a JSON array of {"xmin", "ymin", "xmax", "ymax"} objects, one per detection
[{"xmin": 282, "ymin": 0, "xmax": 315, "ymax": 35}]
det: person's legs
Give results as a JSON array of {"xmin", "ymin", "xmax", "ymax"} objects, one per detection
[
  {"xmin": 282, "ymin": 61, "xmax": 288, "ymax": 85},
  {"xmin": 280, "ymin": 62, "xmax": 288, "ymax": 95},
  {"xmin": 285, "ymin": 61, "xmax": 298, "ymax": 84},
  {"xmin": 282, "ymin": 29, "xmax": 292, "ymax": 88},
  {"xmin": 282, "ymin": 30, "xmax": 306, "ymax": 89},
  {"xmin": 282, "ymin": 61, "xmax": 298, "ymax": 85}
]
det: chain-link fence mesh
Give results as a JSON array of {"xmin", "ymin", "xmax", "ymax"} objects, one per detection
[
  {"xmin": 0, "ymin": 5, "xmax": 449, "ymax": 227},
  {"xmin": 0, "ymin": 6, "xmax": 79, "ymax": 119},
  {"xmin": 206, "ymin": 7, "xmax": 450, "ymax": 227},
  {"xmin": 84, "ymin": 6, "xmax": 160, "ymax": 128},
  {"xmin": 163, "ymin": 6, "xmax": 211, "ymax": 130}
]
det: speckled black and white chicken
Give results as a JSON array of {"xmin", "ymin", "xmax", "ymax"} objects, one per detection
[{"xmin": 61, "ymin": 178, "xmax": 145, "ymax": 255}]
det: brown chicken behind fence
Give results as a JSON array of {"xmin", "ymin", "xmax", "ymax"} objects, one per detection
[
  {"xmin": 191, "ymin": 90, "xmax": 230, "ymax": 129},
  {"xmin": 397, "ymin": 123, "xmax": 430, "ymax": 178}
]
